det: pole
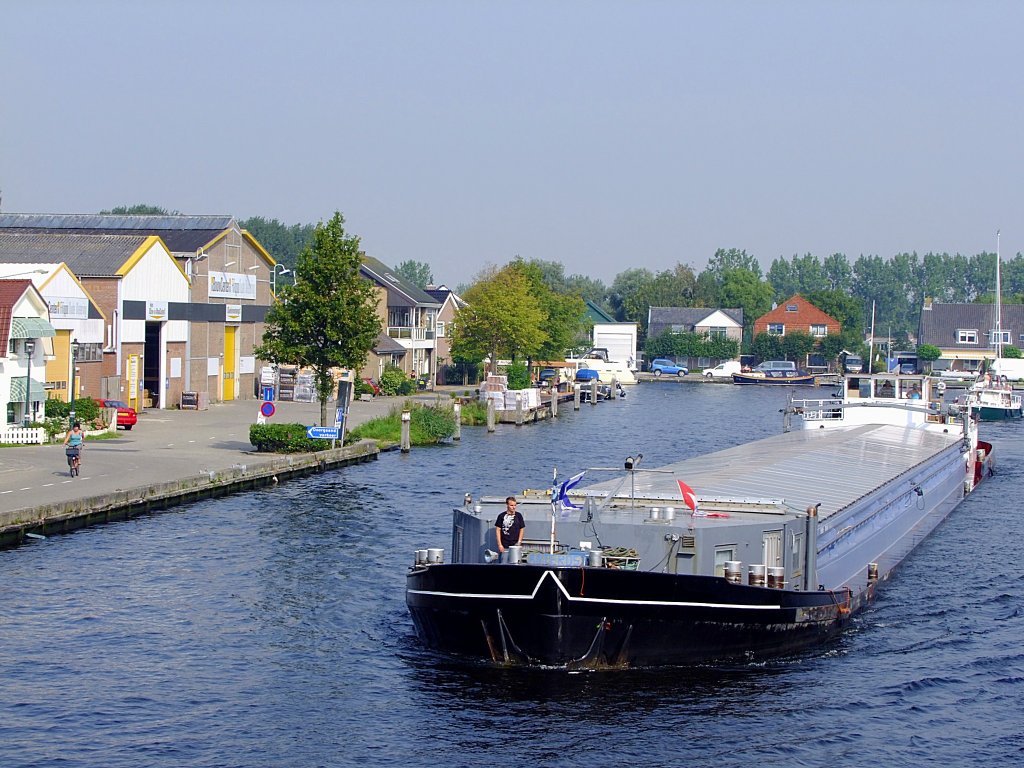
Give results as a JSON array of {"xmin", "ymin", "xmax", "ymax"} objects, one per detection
[
  {"xmin": 486, "ymin": 397, "xmax": 496, "ymax": 432},
  {"xmin": 515, "ymin": 391, "xmax": 524, "ymax": 425},
  {"xmin": 453, "ymin": 401, "xmax": 461, "ymax": 440},
  {"xmin": 573, "ymin": 383, "xmax": 581, "ymax": 410},
  {"xmin": 23, "ymin": 340, "xmax": 34, "ymax": 427},
  {"xmin": 550, "ymin": 384, "xmax": 558, "ymax": 418},
  {"xmin": 400, "ymin": 410, "xmax": 411, "ymax": 452},
  {"xmin": 868, "ymin": 300, "xmax": 875, "ymax": 373},
  {"xmin": 68, "ymin": 339, "xmax": 78, "ymax": 427}
]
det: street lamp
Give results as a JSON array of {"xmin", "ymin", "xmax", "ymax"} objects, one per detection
[
  {"xmin": 271, "ymin": 264, "xmax": 292, "ymax": 295},
  {"xmin": 23, "ymin": 339, "xmax": 35, "ymax": 427},
  {"xmin": 69, "ymin": 339, "xmax": 79, "ymax": 427}
]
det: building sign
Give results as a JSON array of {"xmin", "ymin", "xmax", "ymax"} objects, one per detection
[
  {"xmin": 127, "ymin": 354, "xmax": 140, "ymax": 410},
  {"xmin": 147, "ymin": 301, "xmax": 168, "ymax": 320},
  {"xmin": 47, "ymin": 297, "xmax": 89, "ymax": 320},
  {"xmin": 209, "ymin": 271, "xmax": 257, "ymax": 300},
  {"xmin": 225, "ymin": 304, "xmax": 242, "ymax": 323}
]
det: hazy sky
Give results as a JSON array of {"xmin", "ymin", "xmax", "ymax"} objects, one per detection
[{"xmin": 2, "ymin": 1, "xmax": 1022, "ymax": 285}]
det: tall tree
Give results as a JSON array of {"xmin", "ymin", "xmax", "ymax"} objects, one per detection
[
  {"xmin": 255, "ymin": 212, "xmax": 381, "ymax": 426},
  {"xmin": 239, "ymin": 216, "xmax": 315, "ymax": 270},
  {"xmin": 395, "ymin": 260, "xmax": 434, "ymax": 289},
  {"xmin": 706, "ymin": 248, "xmax": 763, "ymax": 280},
  {"xmin": 718, "ymin": 268, "xmax": 774, "ymax": 341},
  {"xmin": 450, "ymin": 265, "xmax": 547, "ymax": 368},
  {"xmin": 515, "ymin": 259, "xmax": 586, "ymax": 359},
  {"xmin": 101, "ymin": 203, "xmax": 170, "ymax": 215}
]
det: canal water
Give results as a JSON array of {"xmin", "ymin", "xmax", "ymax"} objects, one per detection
[{"xmin": 1, "ymin": 385, "xmax": 1021, "ymax": 767}]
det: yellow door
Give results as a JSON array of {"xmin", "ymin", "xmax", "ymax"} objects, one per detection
[{"xmin": 223, "ymin": 326, "xmax": 237, "ymax": 401}]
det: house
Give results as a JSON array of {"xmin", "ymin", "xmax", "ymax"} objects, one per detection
[
  {"xmin": 752, "ymin": 295, "xmax": 841, "ymax": 340},
  {"xmin": 918, "ymin": 300, "xmax": 1024, "ymax": 372},
  {"xmin": 0, "ymin": 214, "xmax": 277, "ymax": 405},
  {"xmin": 424, "ymin": 284, "xmax": 467, "ymax": 385},
  {"xmin": 359, "ymin": 255, "xmax": 440, "ymax": 385},
  {"xmin": 0, "ymin": 262, "xmax": 105, "ymax": 406},
  {"xmin": 0, "ymin": 279, "xmax": 57, "ymax": 434},
  {"xmin": 646, "ymin": 306, "xmax": 744, "ymax": 369}
]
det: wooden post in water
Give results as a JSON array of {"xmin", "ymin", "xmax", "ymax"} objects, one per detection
[
  {"xmin": 487, "ymin": 397, "xmax": 496, "ymax": 432},
  {"xmin": 590, "ymin": 378, "xmax": 598, "ymax": 405},
  {"xmin": 453, "ymin": 401, "xmax": 462, "ymax": 440},
  {"xmin": 612, "ymin": 377, "xmax": 619, "ymax": 400},
  {"xmin": 573, "ymin": 383, "xmax": 581, "ymax": 410},
  {"xmin": 401, "ymin": 410, "xmax": 411, "ymax": 453},
  {"xmin": 550, "ymin": 386, "xmax": 558, "ymax": 417},
  {"xmin": 515, "ymin": 392, "xmax": 524, "ymax": 425}
]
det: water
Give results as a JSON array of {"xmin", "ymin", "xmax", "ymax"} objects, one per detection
[{"xmin": 1, "ymin": 385, "xmax": 1022, "ymax": 767}]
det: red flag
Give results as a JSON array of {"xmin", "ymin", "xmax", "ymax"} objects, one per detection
[{"xmin": 677, "ymin": 480, "xmax": 698, "ymax": 512}]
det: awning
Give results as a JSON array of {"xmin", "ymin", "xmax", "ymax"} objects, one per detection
[
  {"xmin": 9, "ymin": 377, "xmax": 46, "ymax": 401},
  {"xmin": 372, "ymin": 333, "xmax": 407, "ymax": 355},
  {"xmin": 9, "ymin": 317, "xmax": 57, "ymax": 338}
]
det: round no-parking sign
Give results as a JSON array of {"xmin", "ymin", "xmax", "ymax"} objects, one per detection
[{"xmin": 260, "ymin": 401, "xmax": 276, "ymax": 418}]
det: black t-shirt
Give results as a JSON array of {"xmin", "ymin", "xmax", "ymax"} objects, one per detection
[{"xmin": 494, "ymin": 511, "xmax": 525, "ymax": 548}]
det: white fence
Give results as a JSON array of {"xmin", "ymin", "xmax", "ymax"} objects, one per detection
[{"xmin": 2, "ymin": 426, "xmax": 46, "ymax": 445}]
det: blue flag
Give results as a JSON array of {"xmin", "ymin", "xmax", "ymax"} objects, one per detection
[{"xmin": 556, "ymin": 470, "xmax": 586, "ymax": 510}]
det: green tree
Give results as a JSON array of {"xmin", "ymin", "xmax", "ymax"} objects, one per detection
[
  {"xmin": 749, "ymin": 332, "xmax": 784, "ymax": 361},
  {"xmin": 450, "ymin": 265, "xmax": 547, "ymax": 368},
  {"xmin": 395, "ymin": 260, "xmax": 434, "ymax": 288},
  {"xmin": 917, "ymin": 344, "xmax": 942, "ymax": 370},
  {"xmin": 255, "ymin": 212, "xmax": 381, "ymax": 426},
  {"xmin": 719, "ymin": 268, "xmax": 773, "ymax": 341},
  {"xmin": 804, "ymin": 289, "xmax": 864, "ymax": 334},
  {"xmin": 781, "ymin": 331, "xmax": 816, "ymax": 363},
  {"xmin": 239, "ymin": 216, "xmax": 315, "ymax": 271},
  {"xmin": 101, "ymin": 203, "xmax": 171, "ymax": 215},
  {"xmin": 515, "ymin": 259, "xmax": 586, "ymax": 360}
]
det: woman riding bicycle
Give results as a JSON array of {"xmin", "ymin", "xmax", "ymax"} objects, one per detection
[{"xmin": 64, "ymin": 421, "xmax": 84, "ymax": 476}]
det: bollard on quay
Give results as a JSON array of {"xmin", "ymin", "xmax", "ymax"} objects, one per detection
[
  {"xmin": 574, "ymin": 383, "xmax": 581, "ymax": 410},
  {"xmin": 515, "ymin": 392, "xmax": 524, "ymax": 425},
  {"xmin": 590, "ymin": 378, "xmax": 597, "ymax": 406},
  {"xmin": 487, "ymin": 397, "xmax": 496, "ymax": 432}
]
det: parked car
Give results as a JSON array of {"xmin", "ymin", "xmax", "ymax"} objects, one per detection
[
  {"xmin": 650, "ymin": 358, "xmax": 688, "ymax": 377},
  {"xmin": 95, "ymin": 398, "xmax": 138, "ymax": 430},
  {"xmin": 703, "ymin": 360, "xmax": 741, "ymax": 379},
  {"xmin": 538, "ymin": 368, "xmax": 558, "ymax": 385}
]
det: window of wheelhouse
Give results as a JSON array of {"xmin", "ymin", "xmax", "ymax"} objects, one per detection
[{"xmin": 874, "ymin": 377, "xmax": 898, "ymax": 398}]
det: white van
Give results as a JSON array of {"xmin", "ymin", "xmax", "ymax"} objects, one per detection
[
  {"xmin": 703, "ymin": 360, "xmax": 742, "ymax": 379},
  {"xmin": 989, "ymin": 358, "xmax": 1024, "ymax": 382}
]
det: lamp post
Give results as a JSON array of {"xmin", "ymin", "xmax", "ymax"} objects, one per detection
[
  {"xmin": 69, "ymin": 339, "xmax": 79, "ymax": 427},
  {"xmin": 23, "ymin": 339, "xmax": 35, "ymax": 427},
  {"xmin": 271, "ymin": 264, "xmax": 292, "ymax": 296}
]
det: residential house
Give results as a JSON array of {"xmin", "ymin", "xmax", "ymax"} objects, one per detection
[
  {"xmin": 424, "ymin": 284, "xmax": 467, "ymax": 385},
  {"xmin": 359, "ymin": 256, "xmax": 440, "ymax": 385},
  {"xmin": 647, "ymin": 306, "xmax": 744, "ymax": 369},
  {"xmin": 0, "ymin": 214, "xmax": 277, "ymax": 405},
  {"xmin": 918, "ymin": 299, "xmax": 1024, "ymax": 372},
  {"xmin": 0, "ymin": 262, "xmax": 105, "ymax": 405},
  {"xmin": 0, "ymin": 279, "xmax": 57, "ymax": 432},
  {"xmin": 752, "ymin": 295, "xmax": 841, "ymax": 340}
]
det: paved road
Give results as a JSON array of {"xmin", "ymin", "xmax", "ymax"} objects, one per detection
[{"xmin": 0, "ymin": 392, "xmax": 449, "ymax": 516}]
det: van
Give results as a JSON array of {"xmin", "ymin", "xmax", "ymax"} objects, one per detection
[
  {"xmin": 842, "ymin": 355, "xmax": 863, "ymax": 374},
  {"xmin": 754, "ymin": 360, "xmax": 797, "ymax": 373},
  {"xmin": 703, "ymin": 360, "xmax": 741, "ymax": 379},
  {"xmin": 989, "ymin": 358, "xmax": 1024, "ymax": 382}
]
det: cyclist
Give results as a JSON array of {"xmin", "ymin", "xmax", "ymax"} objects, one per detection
[{"xmin": 64, "ymin": 421, "xmax": 84, "ymax": 476}]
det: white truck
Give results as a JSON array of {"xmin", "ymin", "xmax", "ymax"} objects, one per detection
[{"xmin": 989, "ymin": 358, "xmax": 1024, "ymax": 381}]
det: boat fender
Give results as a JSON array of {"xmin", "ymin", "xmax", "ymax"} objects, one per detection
[{"xmin": 937, "ymin": 381, "xmax": 946, "ymax": 392}]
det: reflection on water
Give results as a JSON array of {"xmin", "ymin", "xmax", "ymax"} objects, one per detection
[{"xmin": 0, "ymin": 385, "xmax": 1021, "ymax": 767}]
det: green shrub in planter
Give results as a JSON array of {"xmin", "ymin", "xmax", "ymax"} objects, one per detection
[
  {"xmin": 249, "ymin": 422, "xmax": 333, "ymax": 453},
  {"xmin": 379, "ymin": 365, "xmax": 406, "ymax": 396}
]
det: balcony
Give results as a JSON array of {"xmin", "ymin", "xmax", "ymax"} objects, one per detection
[{"xmin": 387, "ymin": 327, "xmax": 435, "ymax": 341}]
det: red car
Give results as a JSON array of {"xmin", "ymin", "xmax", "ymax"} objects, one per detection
[{"xmin": 95, "ymin": 398, "xmax": 138, "ymax": 430}]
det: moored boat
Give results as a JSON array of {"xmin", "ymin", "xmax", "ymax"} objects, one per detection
[
  {"xmin": 406, "ymin": 373, "xmax": 991, "ymax": 668},
  {"xmin": 732, "ymin": 360, "xmax": 816, "ymax": 385}
]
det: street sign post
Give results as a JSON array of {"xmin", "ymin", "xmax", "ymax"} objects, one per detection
[
  {"xmin": 260, "ymin": 401, "xmax": 276, "ymax": 418},
  {"xmin": 306, "ymin": 425, "xmax": 340, "ymax": 440}
]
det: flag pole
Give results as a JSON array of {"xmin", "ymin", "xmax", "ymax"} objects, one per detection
[{"xmin": 550, "ymin": 467, "xmax": 557, "ymax": 553}]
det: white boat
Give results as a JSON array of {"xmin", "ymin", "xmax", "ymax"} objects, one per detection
[{"xmin": 566, "ymin": 347, "xmax": 637, "ymax": 385}]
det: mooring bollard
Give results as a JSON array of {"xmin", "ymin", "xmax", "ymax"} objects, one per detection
[
  {"xmin": 590, "ymin": 378, "xmax": 598, "ymax": 405},
  {"xmin": 401, "ymin": 410, "xmax": 411, "ymax": 452},
  {"xmin": 453, "ymin": 402, "xmax": 462, "ymax": 440},
  {"xmin": 515, "ymin": 392, "xmax": 524, "ymax": 425},
  {"xmin": 550, "ymin": 386, "xmax": 558, "ymax": 417},
  {"xmin": 573, "ymin": 383, "xmax": 581, "ymax": 410},
  {"xmin": 487, "ymin": 397, "xmax": 496, "ymax": 432}
]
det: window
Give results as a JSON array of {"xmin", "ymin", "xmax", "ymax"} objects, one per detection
[
  {"xmin": 714, "ymin": 547, "xmax": 736, "ymax": 578},
  {"xmin": 768, "ymin": 323, "xmax": 784, "ymax": 336},
  {"xmin": 786, "ymin": 304, "xmax": 798, "ymax": 312},
  {"xmin": 990, "ymin": 330, "xmax": 1011, "ymax": 344},
  {"xmin": 75, "ymin": 343, "xmax": 103, "ymax": 363},
  {"xmin": 708, "ymin": 327, "xmax": 727, "ymax": 339},
  {"xmin": 957, "ymin": 329, "xmax": 978, "ymax": 344},
  {"xmin": 436, "ymin": 321, "xmax": 445, "ymax": 338},
  {"xmin": 809, "ymin": 324, "xmax": 828, "ymax": 337}
]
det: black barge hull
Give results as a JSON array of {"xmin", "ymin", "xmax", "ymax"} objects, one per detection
[{"xmin": 407, "ymin": 564, "xmax": 854, "ymax": 668}]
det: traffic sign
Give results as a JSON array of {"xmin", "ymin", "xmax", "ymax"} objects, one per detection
[
  {"xmin": 306, "ymin": 425, "xmax": 340, "ymax": 440},
  {"xmin": 260, "ymin": 401, "xmax": 276, "ymax": 418}
]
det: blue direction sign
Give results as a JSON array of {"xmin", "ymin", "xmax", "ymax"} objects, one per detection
[{"xmin": 306, "ymin": 425, "xmax": 340, "ymax": 440}]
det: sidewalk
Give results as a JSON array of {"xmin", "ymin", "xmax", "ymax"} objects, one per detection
[{"xmin": 0, "ymin": 391, "xmax": 457, "ymax": 517}]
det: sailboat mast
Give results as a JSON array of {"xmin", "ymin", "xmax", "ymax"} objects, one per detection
[{"xmin": 995, "ymin": 230, "xmax": 1003, "ymax": 361}]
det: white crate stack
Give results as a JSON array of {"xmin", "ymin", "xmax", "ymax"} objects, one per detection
[{"xmin": 479, "ymin": 375, "xmax": 539, "ymax": 411}]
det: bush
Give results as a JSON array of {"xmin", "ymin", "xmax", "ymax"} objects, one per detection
[
  {"xmin": 45, "ymin": 396, "xmax": 104, "ymax": 428},
  {"xmin": 355, "ymin": 380, "xmax": 375, "ymax": 397},
  {"xmin": 398, "ymin": 377, "xmax": 417, "ymax": 396},
  {"xmin": 249, "ymin": 423, "xmax": 333, "ymax": 453},
  {"xmin": 506, "ymin": 361, "xmax": 530, "ymax": 390},
  {"xmin": 379, "ymin": 365, "xmax": 407, "ymax": 396},
  {"xmin": 457, "ymin": 399, "xmax": 488, "ymax": 425},
  {"xmin": 347, "ymin": 402, "xmax": 456, "ymax": 445}
]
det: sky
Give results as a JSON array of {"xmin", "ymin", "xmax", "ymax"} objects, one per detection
[{"xmin": 2, "ymin": 1, "xmax": 1023, "ymax": 286}]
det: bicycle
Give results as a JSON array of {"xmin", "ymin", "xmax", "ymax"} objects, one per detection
[{"xmin": 65, "ymin": 445, "xmax": 81, "ymax": 477}]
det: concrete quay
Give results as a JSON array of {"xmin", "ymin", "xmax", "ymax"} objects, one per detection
[{"xmin": 0, "ymin": 393, "xmax": 434, "ymax": 548}]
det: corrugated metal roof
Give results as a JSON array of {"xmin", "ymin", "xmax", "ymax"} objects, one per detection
[
  {"xmin": 0, "ymin": 213, "xmax": 235, "ymax": 254},
  {"xmin": 10, "ymin": 376, "xmax": 47, "ymax": 402},
  {"xmin": 578, "ymin": 424, "xmax": 961, "ymax": 521},
  {"xmin": 0, "ymin": 232, "xmax": 148, "ymax": 276}
]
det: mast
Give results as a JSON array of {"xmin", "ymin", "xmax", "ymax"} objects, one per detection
[{"xmin": 995, "ymin": 230, "xmax": 1003, "ymax": 362}]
